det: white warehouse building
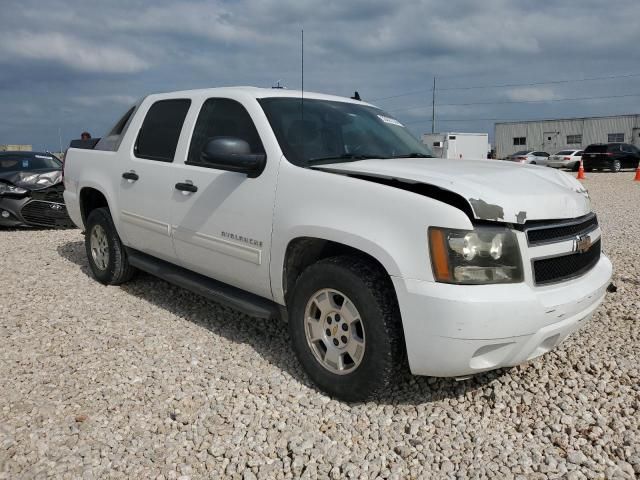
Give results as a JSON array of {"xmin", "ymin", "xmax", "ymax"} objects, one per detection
[{"xmin": 494, "ymin": 114, "xmax": 640, "ymax": 159}]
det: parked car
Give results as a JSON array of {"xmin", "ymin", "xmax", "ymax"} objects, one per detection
[
  {"xmin": 0, "ymin": 151, "xmax": 74, "ymax": 228},
  {"xmin": 505, "ymin": 150, "xmax": 550, "ymax": 165},
  {"xmin": 63, "ymin": 87, "xmax": 611, "ymax": 401},
  {"xmin": 547, "ymin": 150, "xmax": 583, "ymax": 171},
  {"xmin": 581, "ymin": 143, "xmax": 640, "ymax": 172}
]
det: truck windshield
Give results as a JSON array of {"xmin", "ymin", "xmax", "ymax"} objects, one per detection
[{"xmin": 258, "ymin": 97, "xmax": 433, "ymax": 166}]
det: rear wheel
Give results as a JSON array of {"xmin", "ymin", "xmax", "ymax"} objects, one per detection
[
  {"xmin": 530, "ymin": 161, "xmax": 537, "ymax": 165},
  {"xmin": 85, "ymin": 207, "xmax": 136, "ymax": 285},
  {"xmin": 288, "ymin": 256, "xmax": 405, "ymax": 402},
  {"xmin": 571, "ymin": 162, "xmax": 580, "ymax": 172},
  {"xmin": 611, "ymin": 159, "xmax": 622, "ymax": 172}
]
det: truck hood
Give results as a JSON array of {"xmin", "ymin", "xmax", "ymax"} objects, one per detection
[{"xmin": 313, "ymin": 158, "xmax": 591, "ymax": 224}]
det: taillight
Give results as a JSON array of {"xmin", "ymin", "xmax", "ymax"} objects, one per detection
[{"xmin": 563, "ymin": 157, "xmax": 571, "ymax": 161}]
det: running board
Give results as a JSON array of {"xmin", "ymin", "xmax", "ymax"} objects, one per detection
[{"xmin": 126, "ymin": 248, "xmax": 281, "ymax": 320}]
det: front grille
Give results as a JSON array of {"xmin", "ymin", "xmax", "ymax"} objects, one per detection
[
  {"xmin": 533, "ymin": 239, "xmax": 601, "ymax": 285},
  {"xmin": 526, "ymin": 214, "xmax": 598, "ymax": 245},
  {"xmin": 20, "ymin": 200, "xmax": 72, "ymax": 227}
]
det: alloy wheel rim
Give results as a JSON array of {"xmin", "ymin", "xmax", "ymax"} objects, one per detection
[
  {"xmin": 90, "ymin": 225, "xmax": 109, "ymax": 270},
  {"xmin": 304, "ymin": 288, "xmax": 366, "ymax": 375}
]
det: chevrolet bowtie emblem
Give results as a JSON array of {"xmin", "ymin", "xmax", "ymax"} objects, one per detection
[
  {"xmin": 332, "ymin": 325, "xmax": 338, "ymax": 336},
  {"xmin": 575, "ymin": 234, "xmax": 592, "ymax": 254}
]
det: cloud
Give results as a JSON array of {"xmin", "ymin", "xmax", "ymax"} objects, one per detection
[
  {"xmin": 506, "ymin": 87, "xmax": 559, "ymax": 102},
  {"xmin": 72, "ymin": 95, "xmax": 139, "ymax": 107},
  {"xmin": 0, "ymin": 31, "xmax": 149, "ymax": 74},
  {"xmin": 0, "ymin": 0, "xmax": 640, "ymax": 149}
]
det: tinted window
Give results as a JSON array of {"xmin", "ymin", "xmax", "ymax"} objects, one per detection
[
  {"xmin": 135, "ymin": 99, "xmax": 191, "ymax": 162},
  {"xmin": 0, "ymin": 153, "xmax": 61, "ymax": 172},
  {"xmin": 512, "ymin": 150, "xmax": 530, "ymax": 156},
  {"xmin": 576, "ymin": 151, "xmax": 584, "ymax": 156},
  {"xmin": 608, "ymin": 144, "xmax": 622, "ymax": 152},
  {"xmin": 259, "ymin": 97, "xmax": 433, "ymax": 166},
  {"xmin": 556, "ymin": 150, "xmax": 574, "ymax": 155},
  {"xmin": 95, "ymin": 105, "xmax": 139, "ymax": 152},
  {"xmin": 187, "ymin": 98, "xmax": 264, "ymax": 164},
  {"xmin": 584, "ymin": 145, "xmax": 608, "ymax": 153}
]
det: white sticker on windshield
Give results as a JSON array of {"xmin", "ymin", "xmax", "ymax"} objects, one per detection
[
  {"xmin": 22, "ymin": 160, "xmax": 29, "ymax": 168},
  {"xmin": 35, "ymin": 155, "xmax": 53, "ymax": 160},
  {"xmin": 377, "ymin": 115, "xmax": 403, "ymax": 127}
]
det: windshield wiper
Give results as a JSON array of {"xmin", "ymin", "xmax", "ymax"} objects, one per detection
[
  {"xmin": 306, "ymin": 154, "xmax": 380, "ymax": 165},
  {"xmin": 391, "ymin": 152, "xmax": 433, "ymax": 158}
]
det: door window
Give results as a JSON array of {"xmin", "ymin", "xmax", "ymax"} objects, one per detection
[
  {"xmin": 187, "ymin": 98, "xmax": 265, "ymax": 165},
  {"xmin": 135, "ymin": 99, "xmax": 191, "ymax": 162}
]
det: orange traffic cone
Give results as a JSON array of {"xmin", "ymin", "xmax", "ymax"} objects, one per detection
[
  {"xmin": 576, "ymin": 160, "xmax": 586, "ymax": 180},
  {"xmin": 634, "ymin": 163, "xmax": 640, "ymax": 181}
]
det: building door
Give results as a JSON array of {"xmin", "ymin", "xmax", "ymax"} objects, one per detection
[
  {"xmin": 632, "ymin": 128, "xmax": 640, "ymax": 146},
  {"xmin": 543, "ymin": 132, "xmax": 559, "ymax": 152}
]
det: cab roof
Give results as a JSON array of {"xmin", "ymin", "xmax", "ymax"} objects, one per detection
[{"xmin": 145, "ymin": 86, "xmax": 375, "ymax": 108}]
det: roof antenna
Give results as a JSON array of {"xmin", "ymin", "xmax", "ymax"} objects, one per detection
[
  {"xmin": 301, "ymin": 28, "xmax": 305, "ymax": 160},
  {"xmin": 351, "ymin": 91, "xmax": 361, "ymax": 101},
  {"xmin": 272, "ymin": 79, "xmax": 285, "ymax": 89}
]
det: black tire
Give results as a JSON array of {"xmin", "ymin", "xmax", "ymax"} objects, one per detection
[
  {"xmin": 288, "ymin": 256, "xmax": 405, "ymax": 402},
  {"xmin": 85, "ymin": 207, "xmax": 136, "ymax": 285},
  {"xmin": 530, "ymin": 161, "xmax": 536, "ymax": 165},
  {"xmin": 611, "ymin": 159, "xmax": 621, "ymax": 173},
  {"xmin": 571, "ymin": 162, "xmax": 580, "ymax": 172}
]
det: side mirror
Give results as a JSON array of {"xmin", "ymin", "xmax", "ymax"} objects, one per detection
[{"xmin": 200, "ymin": 137, "xmax": 266, "ymax": 178}]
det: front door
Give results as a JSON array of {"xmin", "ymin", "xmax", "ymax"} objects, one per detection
[
  {"xmin": 118, "ymin": 98, "xmax": 191, "ymax": 262},
  {"xmin": 543, "ymin": 132, "xmax": 559, "ymax": 153},
  {"xmin": 169, "ymin": 97, "xmax": 278, "ymax": 299}
]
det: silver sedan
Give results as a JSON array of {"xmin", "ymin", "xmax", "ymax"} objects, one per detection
[{"xmin": 505, "ymin": 150, "xmax": 551, "ymax": 166}]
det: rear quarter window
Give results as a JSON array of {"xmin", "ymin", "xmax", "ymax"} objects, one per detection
[{"xmin": 94, "ymin": 105, "xmax": 139, "ymax": 152}]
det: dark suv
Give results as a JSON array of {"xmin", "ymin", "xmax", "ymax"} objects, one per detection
[{"xmin": 582, "ymin": 143, "xmax": 640, "ymax": 172}]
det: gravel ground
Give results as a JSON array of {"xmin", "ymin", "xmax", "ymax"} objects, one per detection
[{"xmin": 0, "ymin": 172, "xmax": 638, "ymax": 479}]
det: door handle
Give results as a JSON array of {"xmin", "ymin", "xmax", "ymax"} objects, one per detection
[
  {"xmin": 122, "ymin": 171, "xmax": 139, "ymax": 181},
  {"xmin": 175, "ymin": 182, "xmax": 198, "ymax": 193}
]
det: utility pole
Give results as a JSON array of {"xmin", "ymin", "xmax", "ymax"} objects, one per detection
[{"xmin": 431, "ymin": 76, "xmax": 436, "ymax": 133}]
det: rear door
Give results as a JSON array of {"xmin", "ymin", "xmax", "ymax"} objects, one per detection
[
  {"xmin": 117, "ymin": 98, "xmax": 191, "ymax": 262},
  {"xmin": 169, "ymin": 96, "xmax": 279, "ymax": 299},
  {"xmin": 532, "ymin": 151, "xmax": 549, "ymax": 165}
]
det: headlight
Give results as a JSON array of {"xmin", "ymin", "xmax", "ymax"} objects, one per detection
[
  {"xmin": 0, "ymin": 183, "xmax": 28, "ymax": 196},
  {"xmin": 429, "ymin": 226, "xmax": 523, "ymax": 284}
]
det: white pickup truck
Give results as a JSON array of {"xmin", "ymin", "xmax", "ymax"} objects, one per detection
[{"xmin": 63, "ymin": 87, "xmax": 612, "ymax": 401}]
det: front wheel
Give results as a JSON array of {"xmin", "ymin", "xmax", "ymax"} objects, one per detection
[
  {"xmin": 572, "ymin": 162, "xmax": 580, "ymax": 172},
  {"xmin": 288, "ymin": 256, "xmax": 405, "ymax": 402},
  {"xmin": 85, "ymin": 207, "xmax": 136, "ymax": 285}
]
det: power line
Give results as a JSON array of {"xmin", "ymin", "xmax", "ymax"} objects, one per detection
[
  {"xmin": 387, "ymin": 92, "xmax": 640, "ymax": 114},
  {"xmin": 370, "ymin": 72, "xmax": 640, "ymax": 102}
]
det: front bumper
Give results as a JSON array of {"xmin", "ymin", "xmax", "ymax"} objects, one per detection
[
  {"xmin": 393, "ymin": 254, "xmax": 612, "ymax": 377},
  {"xmin": 0, "ymin": 196, "xmax": 74, "ymax": 228}
]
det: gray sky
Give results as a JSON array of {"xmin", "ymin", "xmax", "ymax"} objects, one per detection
[{"xmin": 1, "ymin": 0, "xmax": 639, "ymax": 150}]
